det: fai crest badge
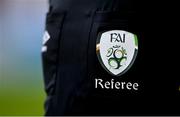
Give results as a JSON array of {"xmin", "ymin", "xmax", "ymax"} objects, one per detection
[{"xmin": 96, "ymin": 30, "xmax": 138, "ymax": 76}]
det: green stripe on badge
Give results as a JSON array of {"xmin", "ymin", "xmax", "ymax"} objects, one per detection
[{"xmin": 134, "ymin": 34, "xmax": 138, "ymax": 48}]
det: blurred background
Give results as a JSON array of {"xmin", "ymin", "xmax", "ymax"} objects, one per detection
[{"xmin": 0, "ymin": 0, "xmax": 48, "ymax": 115}]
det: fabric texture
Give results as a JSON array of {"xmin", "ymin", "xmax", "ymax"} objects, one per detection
[{"xmin": 42, "ymin": 0, "xmax": 138, "ymax": 115}]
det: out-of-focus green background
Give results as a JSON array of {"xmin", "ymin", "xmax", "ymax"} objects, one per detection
[{"xmin": 0, "ymin": 0, "xmax": 48, "ymax": 115}]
